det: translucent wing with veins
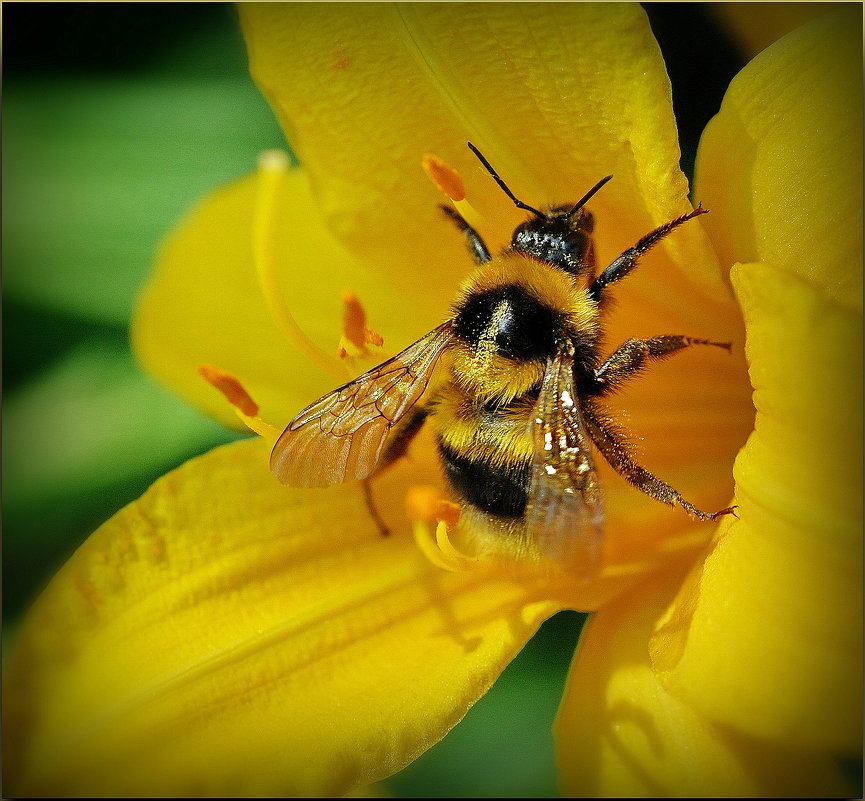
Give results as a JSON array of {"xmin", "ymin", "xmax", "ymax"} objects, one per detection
[
  {"xmin": 525, "ymin": 339, "xmax": 604, "ymax": 569},
  {"xmin": 271, "ymin": 322, "xmax": 453, "ymax": 487}
]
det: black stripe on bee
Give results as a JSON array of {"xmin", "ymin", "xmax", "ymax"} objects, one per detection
[
  {"xmin": 452, "ymin": 285, "xmax": 562, "ymax": 361},
  {"xmin": 438, "ymin": 440, "xmax": 530, "ymax": 518}
]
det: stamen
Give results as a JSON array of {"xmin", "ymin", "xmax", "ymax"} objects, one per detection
[
  {"xmin": 434, "ymin": 520, "xmax": 473, "ymax": 563},
  {"xmin": 198, "ymin": 364, "xmax": 258, "ymax": 417},
  {"xmin": 406, "ymin": 486, "xmax": 476, "ymax": 572},
  {"xmin": 412, "ymin": 520, "xmax": 481, "ymax": 574},
  {"xmin": 364, "ymin": 327, "xmax": 385, "ymax": 347},
  {"xmin": 422, "ymin": 152, "xmax": 484, "ymax": 232},
  {"xmin": 342, "ymin": 289, "xmax": 366, "ymax": 350},
  {"xmin": 422, "ymin": 153, "xmax": 466, "ymax": 201},
  {"xmin": 198, "ymin": 364, "xmax": 282, "ymax": 441},
  {"xmin": 412, "ymin": 520, "xmax": 461, "ymax": 571},
  {"xmin": 253, "ymin": 150, "xmax": 345, "ymax": 380},
  {"xmin": 338, "ymin": 290, "xmax": 385, "ymax": 359},
  {"xmin": 405, "ymin": 484, "xmax": 446, "ymax": 522},
  {"xmin": 434, "ymin": 499, "xmax": 461, "ymax": 530}
]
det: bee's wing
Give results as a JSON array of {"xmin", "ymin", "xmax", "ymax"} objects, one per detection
[
  {"xmin": 271, "ymin": 322, "xmax": 453, "ymax": 487},
  {"xmin": 525, "ymin": 340, "xmax": 604, "ymax": 569}
]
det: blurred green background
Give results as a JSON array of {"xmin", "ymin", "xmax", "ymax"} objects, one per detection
[
  {"xmin": 2, "ymin": 3, "xmax": 745, "ymax": 796},
  {"xmin": 3, "ymin": 4, "xmax": 274, "ymax": 622}
]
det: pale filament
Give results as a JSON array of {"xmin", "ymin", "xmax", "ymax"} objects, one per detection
[
  {"xmin": 406, "ymin": 485, "xmax": 479, "ymax": 573},
  {"xmin": 412, "ymin": 520, "xmax": 478, "ymax": 573}
]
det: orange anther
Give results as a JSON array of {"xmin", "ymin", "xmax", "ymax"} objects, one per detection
[
  {"xmin": 434, "ymin": 500, "xmax": 462, "ymax": 530},
  {"xmin": 364, "ymin": 327, "xmax": 384, "ymax": 347},
  {"xmin": 198, "ymin": 365, "xmax": 259, "ymax": 417},
  {"xmin": 405, "ymin": 485, "xmax": 462, "ymax": 530},
  {"xmin": 422, "ymin": 153, "xmax": 466, "ymax": 202},
  {"xmin": 339, "ymin": 290, "xmax": 383, "ymax": 357},
  {"xmin": 405, "ymin": 484, "xmax": 446, "ymax": 523},
  {"xmin": 342, "ymin": 289, "xmax": 367, "ymax": 350}
]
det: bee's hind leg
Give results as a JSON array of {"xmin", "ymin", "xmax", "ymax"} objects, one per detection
[
  {"xmin": 363, "ymin": 404, "xmax": 433, "ymax": 536},
  {"xmin": 377, "ymin": 404, "xmax": 432, "ymax": 475},
  {"xmin": 581, "ymin": 399, "xmax": 736, "ymax": 521},
  {"xmin": 361, "ymin": 479, "xmax": 391, "ymax": 537}
]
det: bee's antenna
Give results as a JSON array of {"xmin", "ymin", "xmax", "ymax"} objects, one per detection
[
  {"xmin": 467, "ymin": 142, "xmax": 545, "ymax": 219},
  {"xmin": 568, "ymin": 175, "xmax": 613, "ymax": 217}
]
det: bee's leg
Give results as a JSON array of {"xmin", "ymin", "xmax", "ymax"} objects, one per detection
[
  {"xmin": 361, "ymin": 479, "xmax": 391, "ymax": 537},
  {"xmin": 439, "ymin": 205, "xmax": 492, "ymax": 264},
  {"xmin": 589, "ymin": 206, "xmax": 707, "ymax": 299},
  {"xmin": 377, "ymin": 403, "xmax": 432, "ymax": 473},
  {"xmin": 581, "ymin": 399, "xmax": 736, "ymax": 521},
  {"xmin": 363, "ymin": 404, "xmax": 433, "ymax": 536},
  {"xmin": 590, "ymin": 335, "xmax": 731, "ymax": 395}
]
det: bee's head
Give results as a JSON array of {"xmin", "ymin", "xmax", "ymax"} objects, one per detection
[
  {"xmin": 467, "ymin": 143, "xmax": 611, "ymax": 278},
  {"xmin": 510, "ymin": 203, "xmax": 600, "ymax": 277}
]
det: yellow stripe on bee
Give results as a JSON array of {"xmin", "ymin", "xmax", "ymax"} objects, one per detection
[
  {"xmin": 433, "ymin": 383, "xmax": 535, "ymax": 467},
  {"xmin": 448, "ymin": 340, "xmax": 546, "ymax": 403}
]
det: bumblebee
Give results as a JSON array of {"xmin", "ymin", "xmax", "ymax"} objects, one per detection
[{"xmin": 271, "ymin": 143, "xmax": 732, "ymax": 567}]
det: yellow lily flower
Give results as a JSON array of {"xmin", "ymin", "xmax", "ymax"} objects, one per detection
[{"xmin": 5, "ymin": 4, "xmax": 861, "ymax": 797}]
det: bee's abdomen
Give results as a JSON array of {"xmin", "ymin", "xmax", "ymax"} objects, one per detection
[{"xmin": 438, "ymin": 441, "xmax": 530, "ymax": 518}]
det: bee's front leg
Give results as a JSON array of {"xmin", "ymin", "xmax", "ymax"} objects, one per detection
[
  {"xmin": 590, "ymin": 335, "xmax": 730, "ymax": 396},
  {"xmin": 439, "ymin": 205, "xmax": 492, "ymax": 264},
  {"xmin": 589, "ymin": 206, "xmax": 708, "ymax": 298}
]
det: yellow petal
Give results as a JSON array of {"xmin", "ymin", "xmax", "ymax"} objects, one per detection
[
  {"xmin": 695, "ymin": 8, "xmax": 863, "ymax": 312},
  {"xmin": 556, "ymin": 562, "xmax": 854, "ymax": 796},
  {"xmin": 240, "ymin": 3, "xmax": 725, "ymax": 301},
  {"xmin": 4, "ymin": 438, "xmax": 562, "ymax": 797},
  {"xmin": 132, "ymin": 165, "xmax": 430, "ymax": 429},
  {"xmin": 651, "ymin": 262, "xmax": 862, "ymax": 752}
]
